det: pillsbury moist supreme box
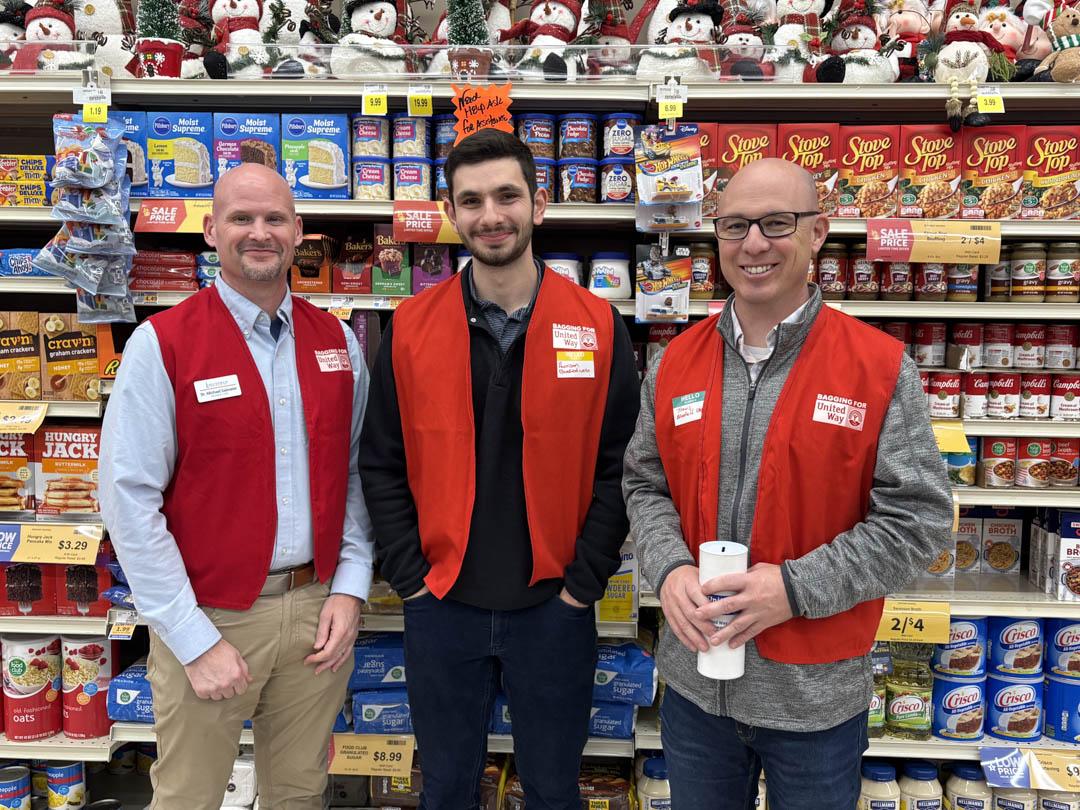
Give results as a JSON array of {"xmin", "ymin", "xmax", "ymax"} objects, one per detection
[
  {"xmin": 117, "ymin": 111, "xmax": 149, "ymax": 197},
  {"xmin": 213, "ymin": 113, "xmax": 281, "ymax": 177},
  {"xmin": 145, "ymin": 112, "xmax": 214, "ymax": 198},
  {"xmin": 280, "ymin": 114, "xmax": 350, "ymax": 200}
]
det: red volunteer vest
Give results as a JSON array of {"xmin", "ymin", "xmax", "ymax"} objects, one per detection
[
  {"xmin": 150, "ymin": 285, "xmax": 353, "ymax": 610},
  {"xmin": 391, "ymin": 270, "xmax": 613, "ymax": 598},
  {"xmin": 654, "ymin": 305, "xmax": 903, "ymax": 664}
]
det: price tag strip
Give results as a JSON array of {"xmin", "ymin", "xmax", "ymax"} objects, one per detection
[
  {"xmin": 407, "ymin": 84, "xmax": 433, "ymax": 117},
  {"xmin": 329, "ymin": 734, "xmax": 414, "ymax": 777},
  {"xmin": 0, "ymin": 522, "xmax": 103, "ymax": 565},
  {"xmin": 867, "ymin": 219, "xmax": 1002, "ymax": 265},
  {"xmin": 931, "ymin": 420, "xmax": 972, "ymax": 454},
  {"xmin": 982, "ymin": 747, "xmax": 1080, "ymax": 793},
  {"xmin": 977, "ymin": 85, "xmax": 1005, "ymax": 114},
  {"xmin": 108, "ymin": 609, "xmax": 139, "ymax": 641},
  {"xmin": 0, "ymin": 402, "xmax": 48, "ymax": 434},
  {"xmin": 73, "ymin": 68, "xmax": 111, "ymax": 106},
  {"xmin": 874, "ymin": 598, "xmax": 950, "ymax": 644},
  {"xmin": 363, "ymin": 84, "xmax": 389, "ymax": 117},
  {"xmin": 327, "ymin": 307, "xmax": 353, "ymax": 321}
]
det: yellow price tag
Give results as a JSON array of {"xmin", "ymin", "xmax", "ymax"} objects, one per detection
[
  {"xmin": 0, "ymin": 402, "xmax": 48, "ymax": 434},
  {"xmin": 329, "ymin": 734, "xmax": 414, "ymax": 778},
  {"xmin": 408, "ymin": 93, "xmax": 433, "ymax": 117},
  {"xmin": 1030, "ymin": 751, "xmax": 1080, "ymax": 792},
  {"xmin": 977, "ymin": 93, "xmax": 1005, "ymax": 114},
  {"xmin": 13, "ymin": 524, "xmax": 103, "ymax": 565},
  {"xmin": 108, "ymin": 623, "xmax": 136, "ymax": 640},
  {"xmin": 875, "ymin": 599, "xmax": 951, "ymax": 644},
  {"xmin": 931, "ymin": 420, "xmax": 971, "ymax": 453},
  {"xmin": 658, "ymin": 100, "xmax": 683, "ymax": 120},
  {"xmin": 328, "ymin": 307, "xmax": 353, "ymax": 321},
  {"xmin": 82, "ymin": 103, "xmax": 108, "ymax": 123},
  {"xmin": 363, "ymin": 93, "xmax": 388, "ymax": 116}
]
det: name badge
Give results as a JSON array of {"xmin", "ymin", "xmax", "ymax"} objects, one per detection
[
  {"xmin": 194, "ymin": 374, "xmax": 242, "ymax": 403},
  {"xmin": 315, "ymin": 348, "xmax": 352, "ymax": 372},
  {"xmin": 556, "ymin": 351, "xmax": 594, "ymax": 379},
  {"xmin": 672, "ymin": 391, "xmax": 705, "ymax": 426}
]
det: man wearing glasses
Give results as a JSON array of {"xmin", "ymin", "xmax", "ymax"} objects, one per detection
[{"xmin": 623, "ymin": 159, "xmax": 951, "ymax": 809}]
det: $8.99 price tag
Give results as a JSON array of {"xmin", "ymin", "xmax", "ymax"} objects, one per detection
[
  {"xmin": 875, "ymin": 599, "xmax": 950, "ymax": 644},
  {"xmin": 329, "ymin": 734, "xmax": 414, "ymax": 777}
]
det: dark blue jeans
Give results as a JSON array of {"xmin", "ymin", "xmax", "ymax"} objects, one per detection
[
  {"xmin": 402, "ymin": 592, "xmax": 598, "ymax": 810},
  {"xmin": 659, "ymin": 687, "xmax": 868, "ymax": 810}
]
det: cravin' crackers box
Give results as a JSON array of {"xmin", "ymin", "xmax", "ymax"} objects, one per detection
[
  {"xmin": 0, "ymin": 431, "xmax": 35, "ymax": 515},
  {"xmin": 837, "ymin": 125, "xmax": 899, "ymax": 218},
  {"xmin": 145, "ymin": 112, "xmax": 215, "ymax": 198},
  {"xmin": 34, "ymin": 425, "xmax": 100, "ymax": 519},
  {"xmin": 213, "ymin": 113, "xmax": 281, "ymax": 177},
  {"xmin": 280, "ymin": 114, "xmax": 350, "ymax": 200},
  {"xmin": 898, "ymin": 124, "xmax": 961, "ymax": 219},
  {"xmin": 1021, "ymin": 126, "xmax": 1080, "ymax": 220},
  {"xmin": 39, "ymin": 313, "xmax": 98, "ymax": 402},
  {"xmin": 0, "ymin": 311, "xmax": 40, "ymax": 400},
  {"xmin": 960, "ymin": 126, "xmax": 1027, "ymax": 219},
  {"xmin": 117, "ymin": 112, "xmax": 149, "ymax": 197},
  {"xmin": 779, "ymin": 123, "xmax": 840, "ymax": 217}
]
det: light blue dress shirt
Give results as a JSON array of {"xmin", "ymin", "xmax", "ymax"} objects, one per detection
[{"xmin": 100, "ymin": 275, "xmax": 375, "ymax": 665}]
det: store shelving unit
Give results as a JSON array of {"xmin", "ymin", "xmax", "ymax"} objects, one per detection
[
  {"xmin": 111, "ymin": 722, "xmax": 255, "ymax": 746},
  {"xmin": 0, "ymin": 732, "xmax": 118, "ymax": 761},
  {"xmin": 0, "ymin": 399, "xmax": 103, "ymax": 418},
  {"xmin": 358, "ymin": 611, "xmax": 637, "ymax": 640}
]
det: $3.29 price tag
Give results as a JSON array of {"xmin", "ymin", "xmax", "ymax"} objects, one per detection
[
  {"xmin": 329, "ymin": 734, "xmax": 414, "ymax": 777},
  {"xmin": 875, "ymin": 599, "xmax": 951, "ymax": 644}
]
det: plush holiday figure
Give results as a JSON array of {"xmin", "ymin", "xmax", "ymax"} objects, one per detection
[
  {"xmin": 257, "ymin": 0, "xmax": 337, "ymax": 76},
  {"xmin": 0, "ymin": 0, "xmax": 30, "ymax": 70},
  {"xmin": 200, "ymin": 0, "xmax": 270, "ymax": 77},
  {"xmin": 636, "ymin": 0, "xmax": 722, "ymax": 79},
  {"xmin": 499, "ymin": 0, "xmax": 583, "ymax": 80},
  {"xmin": 765, "ymin": 0, "xmax": 834, "ymax": 81},
  {"xmin": 978, "ymin": 0, "xmax": 1049, "ymax": 77},
  {"xmin": 816, "ymin": 0, "xmax": 900, "ymax": 80},
  {"xmin": 75, "ymin": 0, "xmax": 138, "ymax": 77},
  {"xmin": 12, "ymin": 0, "xmax": 94, "ymax": 71},
  {"xmin": 1033, "ymin": 3, "xmax": 1080, "ymax": 80},
  {"xmin": 883, "ymin": 0, "xmax": 930, "ymax": 78},
  {"xmin": 574, "ymin": 0, "xmax": 638, "ymax": 75},
  {"xmin": 132, "ymin": 0, "xmax": 185, "ymax": 76},
  {"xmin": 175, "ymin": 0, "xmax": 213, "ymax": 77},
  {"xmin": 924, "ymin": 0, "xmax": 1004, "ymax": 128},
  {"xmin": 715, "ymin": 9, "xmax": 775, "ymax": 75},
  {"xmin": 330, "ymin": 0, "xmax": 407, "ymax": 78}
]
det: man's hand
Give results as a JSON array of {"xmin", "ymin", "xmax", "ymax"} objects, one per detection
[
  {"xmin": 694, "ymin": 562, "xmax": 794, "ymax": 649},
  {"xmin": 183, "ymin": 639, "xmax": 253, "ymax": 701},
  {"xmin": 403, "ymin": 586, "xmax": 430, "ymax": 601},
  {"xmin": 558, "ymin": 587, "xmax": 588, "ymax": 609},
  {"xmin": 305, "ymin": 594, "xmax": 362, "ymax": 675},
  {"xmin": 659, "ymin": 565, "xmax": 716, "ymax": 653}
]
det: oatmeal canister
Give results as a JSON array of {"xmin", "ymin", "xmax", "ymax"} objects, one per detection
[
  {"xmin": 963, "ymin": 372, "xmax": 988, "ymax": 418},
  {"xmin": 950, "ymin": 323, "xmax": 983, "ymax": 369},
  {"xmin": 1052, "ymin": 374, "xmax": 1080, "ymax": 420},
  {"xmin": 1013, "ymin": 324, "xmax": 1047, "ymax": 369},
  {"xmin": 0, "ymin": 766, "xmax": 30, "ymax": 810},
  {"xmin": 929, "ymin": 371, "xmax": 961, "ymax": 418},
  {"xmin": 1050, "ymin": 439, "xmax": 1079, "ymax": 487},
  {"xmin": 1047, "ymin": 325, "xmax": 1078, "ymax": 370},
  {"xmin": 984, "ymin": 323, "xmax": 1015, "ymax": 368},
  {"xmin": 61, "ymin": 637, "xmax": 113, "ymax": 739},
  {"xmin": 988, "ymin": 617, "xmax": 1044, "ymax": 676},
  {"xmin": 914, "ymin": 322, "xmax": 947, "ymax": 367},
  {"xmin": 2, "ymin": 636, "xmax": 60, "ymax": 741},
  {"xmin": 1016, "ymin": 439, "xmax": 1052, "ymax": 488},
  {"xmin": 977, "ymin": 438, "xmax": 1016, "ymax": 488},
  {"xmin": 987, "ymin": 372, "xmax": 1021, "ymax": 418},
  {"xmin": 985, "ymin": 672, "xmax": 1043, "ymax": 742},
  {"xmin": 1019, "ymin": 373, "xmax": 1051, "ymax": 418}
]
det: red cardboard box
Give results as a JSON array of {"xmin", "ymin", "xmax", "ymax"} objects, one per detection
[
  {"xmin": 55, "ymin": 540, "xmax": 112, "ymax": 617},
  {"xmin": 898, "ymin": 124, "xmax": 961, "ymax": 219},
  {"xmin": 0, "ymin": 563, "xmax": 57, "ymax": 616},
  {"xmin": 960, "ymin": 125, "xmax": 1027, "ymax": 220},
  {"xmin": 838, "ymin": 125, "xmax": 899, "ymax": 218},
  {"xmin": 779, "ymin": 123, "xmax": 840, "ymax": 217}
]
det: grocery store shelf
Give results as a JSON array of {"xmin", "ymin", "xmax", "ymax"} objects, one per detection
[
  {"xmin": 487, "ymin": 733, "xmax": 634, "ymax": 758},
  {"xmin": 111, "ymin": 722, "xmax": 254, "ymax": 746},
  {"xmin": 0, "ymin": 399, "xmax": 102, "ymax": 418},
  {"xmin": 0, "ymin": 277, "xmax": 70, "ymax": 294},
  {"xmin": 959, "ymin": 419, "xmax": 1080, "ymax": 438},
  {"xmin": 955, "ymin": 487, "xmax": 1080, "ymax": 507},
  {"xmin": 0, "ymin": 206, "xmax": 53, "ymax": 224},
  {"xmin": 597, "ymin": 621, "xmax": 638, "ymax": 639},
  {"xmin": 359, "ymin": 612, "xmax": 638, "ymax": 639},
  {"xmin": 0, "ymin": 731, "xmax": 118, "ymax": 761},
  {"xmin": 825, "ymin": 301, "xmax": 1080, "ymax": 320},
  {"xmin": 0, "ymin": 614, "xmax": 109, "ymax": 634},
  {"xmin": 634, "ymin": 708, "xmax": 662, "ymax": 751}
]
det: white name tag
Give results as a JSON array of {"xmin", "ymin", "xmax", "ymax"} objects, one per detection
[
  {"xmin": 556, "ymin": 350, "xmax": 595, "ymax": 379},
  {"xmin": 672, "ymin": 391, "xmax": 705, "ymax": 426},
  {"xmin": 811, "ymin": 393, "xmax": 866, "ymax": 432},
  {"xmin": 194, "ymin": 374, "xmax": 242, "ymax": 404},
  {"xmin": 315, "ymin": 348, "xmax": 352, "ymax": 372}
]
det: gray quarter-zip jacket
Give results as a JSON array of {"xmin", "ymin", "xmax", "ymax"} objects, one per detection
[{"xmin": 623, "ymin": 286, "xmax": 953, "ymax": 732}]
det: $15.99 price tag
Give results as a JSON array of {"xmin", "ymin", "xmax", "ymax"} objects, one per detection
[{"xmin": 875, "ymin": 599, "xmax": 950, "ymax": 644}]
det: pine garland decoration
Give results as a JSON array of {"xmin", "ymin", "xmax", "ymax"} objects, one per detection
[
  {"xmin": 263, "ymin": 0, "xmax": 290, "ymax": 42},
  {"xmin": 448, "ymin": 0, "xmax": 488, "ymax": 45},
  {"xmin": 137, "ymin": 0, "xmax": 181, "ymax": 40}
]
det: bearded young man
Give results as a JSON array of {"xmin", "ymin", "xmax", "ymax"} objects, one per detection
[{"xmin": 359, "ymin": 128, "xmax": 640, "ymax": 810}]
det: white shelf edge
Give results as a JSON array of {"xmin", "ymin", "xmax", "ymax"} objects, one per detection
[
  {"xmin": 958, "ymin": 419, "xmax": 1080, "ymax": 438},
  {"xmin": 0, "ymin": 399, "xmax": 104, "ymax": 418},
  {"xmin": 0, "ymin": 731, "xmax": 117, "ymax": 761},
  {"xmin": 487, "ymin": 733, "xmax": 634, "ymax": 758},
  {"xmin": 955, "ymin": 487, "xmax": 1080, "ymax": 507},
  {"xmin": 0, "ymin": 615, "xmax": 109, "ymax": 634},
  {"xmin": 111, "ymin": 722, "xmax": 253, "ymax": 746}
]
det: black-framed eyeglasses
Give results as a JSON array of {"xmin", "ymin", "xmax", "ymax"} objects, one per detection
[{"xmin": 713, "ymin": 211, "xmax": 820, "ymax": 240}]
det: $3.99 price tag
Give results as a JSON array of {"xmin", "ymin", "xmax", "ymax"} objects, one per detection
[
  {"xmin": 329, "ymin": 734, "xmax": 414, "ymax": 777},
  {"xmin": 875, "ymin": 599, "xmax": 950, "ymax": 644}
]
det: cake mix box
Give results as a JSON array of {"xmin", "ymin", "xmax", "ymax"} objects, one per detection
[
  {"xmin": 411, "ymin": 244, "xmax": 450, "ymax": 294},
  {"xmin": 960, "ymin": 126, "xmax": 1027, "ymax": 219},
  {"xmin": 38, "ymin": 313, "xmax": 98, "ymax": 402},
  {"xmin": 371, "ymin": 224, "xmax": 411, "ymax": 296},
  {"xmin": 280, "ymin": 114, "xmax": 350, "ymax": 200},
  {"xmin": 0, "ymin": 311, "xmax": 40, "ymax": 400},
  {"xmin": 0, "ymin": 431, "xmax": 35, "ymax": 515},
  {"xmin": 837, "ymin": 125, "xmax": 899, "ymax": 218},
  {"xmin": 289, "ymin": 234, "xmax": 337, "ymax": 295},
  {"xmin": 712, "ymin": 124, "xmax": 777, "ymax": 212},
  {"xmin": 56, "ymin": 541, "xmax": 112, "ymax": 617},
  {"xmin": 898, "ymin": 124, "xmax": 961, "ymax": 219},
  {"xmin": 1021, "ymin": 126, "xmax": 1080, "ymax": 220},
  {"xmin": 213, "ymin": 113, "xmax": 281, "ymax": 177},
  {"xmin": 117, "ymin": 112, "xmax": 149, "ymax": 197},
  {"xmin": 332, "ymin": 231, "xmax": 373, "ymax": 294},
  {"xmin": 0, "ymin": 563, "xmax": 56, "ymax": 616},
  {"xmin": 145, "ymin": 112, "xmax": 215, "ymax": 198},
  {"xmin": 779, "ymin": 123, "xmax": 841, "ymax": 217},
  {"xmin": 34, "ymin": 425, "xmax": 100, "ymax": 520}
]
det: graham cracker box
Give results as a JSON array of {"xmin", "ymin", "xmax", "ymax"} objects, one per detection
[
  {"xmin": 779, "ymin": 123, "xmax": 840, "ymax": 217},
  {"xmin": 898, "ymin": 124, "xmax": 961, "ymax": 219},
  {"xmin": 371, "ymin": 224, "xmax": 411, "ymax": 297},
  {"xmin": 213, "ymin": 113, "xmax": 281, "ymax": 177},
  {"xmin": 280, "ymin": 114, "xmax": 350, "ymax": 200},
  {"xmin": 290, "ymin": 234, "xmax": 338, "ymax": 295},
  {"xmin": 145, "ymin": 112, "xmax": 215, "ymax": 198},
  {"xmin": 332, "ymin": 231, "xmax": 373, "ymax": 295},
  {"xmin": 712, "ymin": 124, "xmax": 777, "ymax": 211},
  {"xmin": 34, "ymin": 425, "xmax": 100, "ymax": 520},
  {"xmin": 0, "ymin": 311, "xmax": 41, "ymax": 399},
  {"xmin": 1021, "ymin": 126, "xmax": 1080, "ymax": 220},
  {"xmin": 960, "ymin": 125, "xmax": 1027, "ymax": 219},
  {"xmin": 39, "ymin": 313, "xmax": 98, "ymax": 402},
  {"xmin": 696, "ymin": 123, "xmax": 719, "ymax": 218},
  {"xmin": 0, "ymin": 563, "xmax": 57, "ymax": 616},
  {"xmin": 117, "ymin": 111, "xmax": 149, "ymax": 197},
  {"xmin": 56, "ymin": 540, "xmax": 113, "ymax": 616},
  {"xmin": 0, "ymin": 431, "xmax": 35, "ymax": 515},
  {"xmin": 837, "ymin": 125, "xmax": 900, "ymax": 218}
]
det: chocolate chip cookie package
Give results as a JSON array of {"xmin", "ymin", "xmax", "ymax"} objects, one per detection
[
  {"xmin": 987, "ymin": 617, "xmax": 1044, "ymax": 676},
  {"xmin": 985, "ymin": 672, "xmax": 1043, "ymax": 742},
  {"xmin": 932, "ymin": 618, "xmax": 987, "ymax": 677}
]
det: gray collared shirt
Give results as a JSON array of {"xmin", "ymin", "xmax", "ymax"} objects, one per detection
[{"xmin": 466, "ymin": 260, "xmax": 542, "ymax": 354}]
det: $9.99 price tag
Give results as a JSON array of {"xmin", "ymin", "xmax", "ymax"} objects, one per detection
[
  {"xmin": 875, "ymin": 599, "xmax": 950, "ymax": 644},
  {"xmin": 329, "ymin": 734, "xmax": 414, "ymax": 778}
]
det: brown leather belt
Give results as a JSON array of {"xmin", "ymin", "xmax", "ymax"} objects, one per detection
[{"xmin": 259, "ymin": 562, "xmax": 316, "ymax": 596}]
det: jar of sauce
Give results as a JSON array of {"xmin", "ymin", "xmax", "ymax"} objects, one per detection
[
  {"xmin": 817, "ymin": 242, "xmax": 848, "ymax": 300},
  {"xmin": 859, "ymin": 762, "xmax": 900, "ymax": 810},
  {"xmin": 689, "ymin": 242, "xmax": 716, "ymax": 300},
  {"xmin": 916, "ymin": 263, "xmax": 948, "ymax": 301},
  {"xmin": 1046, "ymin": 242, "xmax": 1080, "ymax": 302},
  {"xmin": 848, "ymin": 243, "xmax": 881, "ymax": 300},
  {"xmin": 1010, "ymin": 242, "xmax": 1047, "ymax": 301},
  {"xmin": 947, "ymin": 264, "xmax": 979, "ymax": 301},
  {"xmin": 882, "ymin": 262, "xmax": 914, "ymax": 301},
  {"xmin": 899, "ymin": 761, "xmax": 943, "ymax": 810},
  {"xmin": 985, "ymin": 248, "xmax": 1011, "ymax": 301}
]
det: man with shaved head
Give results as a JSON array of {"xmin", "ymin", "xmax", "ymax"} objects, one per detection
[
  {"xmin": 624, "ymin": 158, "xmax": 951, "ymax": 809},
  {"xmin": 101, "ymin": 163, "xmax": 375, "ymax": 808}
]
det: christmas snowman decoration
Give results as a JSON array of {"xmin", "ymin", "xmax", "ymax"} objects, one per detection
[
  {"xmin": 202, "ymin": 0, "xmax": 271, "ymax": 77},
  {"xmin": 0, "ymin": 0, "xmax": 30, "ymax": 70},
  {"xmin": 330, "ymin": 0, "xmax": 407, "ymax": 78},
  {"xmin": 816, "ymin": 0, "xmax": 901, "ymax": 81},
  {"xmin": 716, "ymin": 9, "xmax": 775, "ymax": 76},
  {"xmin": 177, "ymin": 0, "xmax": 214, "ymax": 78},
  {"xmin": 12, "ymin": 0, "xmax": 94, "ymax": 72},
  {"xmin": 765, "ymin": 0, "xmax": 833, "ymax": 81},
  {"xmin": 76, "ymin": 0, "xmax": 138, "ymax": 78},
  {"xmin": 499, "ymin": 0, "xmax": 584, "ymax": 80},
  {"xmin": 926, "ymin": 0, "xmax": 999, "ymax": 129},
  {"xmin": 636, "ymin": 0, "xmax": 722, "ymax": 80},
  {"xmin": 574, "ymin": 0, "xmax": 641, "ymax": 75},
  {"xmin": 260, "ymin": 0, "xmax": 338, "ymax": 76}
]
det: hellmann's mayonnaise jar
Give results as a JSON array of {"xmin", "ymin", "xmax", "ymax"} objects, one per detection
[
  {"xmin": 900, "ymin": 760, "xmax": 943, "ymax": 809},
  {"xmin": 861, "ymin": 761, "xmax": 901, "ymax": 810},
  {"xmin": 993, "ymin": 786, "xmax": 1038, "ymax": 809},
  {"xmin": 637, "ymin": 756, "xmax": 670, "ymax": 809},
  {"xmin": 946, "ymin": 764, "xmax": 992, "ymax": 809},
  {"xmin": 1040, "ymin": 791, "xmax": 1080, "ymax": 810}
]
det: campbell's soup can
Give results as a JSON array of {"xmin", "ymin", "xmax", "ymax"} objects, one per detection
[
  {"xmin": 1045, "ymin": 618, "xmax": 1080, "ymax": 678},
  {"xmin": 1015, "ymin": 439, "xmax": 1052, "ymax": 488},
  {"xmin": 2, "ymin": 637, "xmax": 60, "ymax": 742},
  {"xmin": 929, "ymin": 371, "xmax": 961, "ymax": 418},
  {"xmin": 985, "ymin": 673, "xmax": 1043, "ymax": 742},
  {"xmin": 1050, "ymin": 438, "xmax": 1080, "ymax": 487},
  {"xmin": 1047, "ymin": 324, "xmax": 1078, "ymax": 369},
  {"xmin": 1013, "ymin": 323, "xmax": 1047, "ymax": 369},
  {"xmin": 950, "ymin": 323, "xmax": 984, "ymax": 369},
  {"xmin": 0, "ymin": 767, "xmax": 30, "ymax": 810},
  {"xmin": 45, "ymin": 763, "xmax": 83, "ymax": 809},
  {"xmin": 978, "ymin": 437, "xmax": 1016, "ymax": 488},
  {"xmin": 882, "ymin": 322, "xmax": 912, "ymax": 356},
  {"xmin": 919, "ymin": 370, "xmax": 930, "ymax": 407},
  {"xmin": 988, "ymin": 617, "xmax": 1044, "ymax": 676},
  {"xmin": 931, "ymin": 672, "xmax": 985, "ymax": 741},
  {"xmin": 914, "ymin": 322, "xmax": 947, "ymax": 367},
  {"xmin": 963, "ymin": 372, "xmax": 989, "ymax": 418},
  {"xmin": 1051, "ymin": 374, "xmax": 1080, "ymax": 420},
  {"xmin": 948, "ymin": 436, "xmax": 978, "ymax": 486},
  {"xmin": 61, "ymin": 638, "xmax": 113, "ymax": 739},
  {"xmin": 987, "ymin": 372, "xmax": 1021, "ymax": 418},
  {"xmin": 984, "ymin": 323, "xmax": 1015, "ymax": 368},
  {"xmin": 1044, "ymin": 674, "xmax": 1080, "ymax": 743},
  {"xmin": 1019, "ymin": 372, "xmax": 1052, "ymax": 419},
  {"xmin": 933, "ymin": 617, "xmax": 988, "ymax": 677}
]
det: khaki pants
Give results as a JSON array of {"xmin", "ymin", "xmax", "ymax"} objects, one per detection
[{"xmin": 147, "ymin": 580, "xmax": 351, "ymax": 810}]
